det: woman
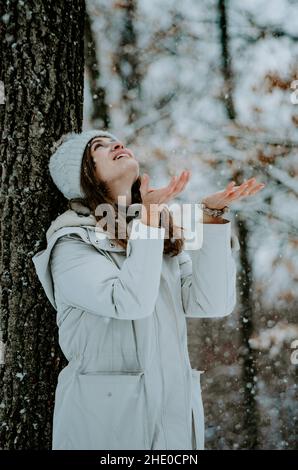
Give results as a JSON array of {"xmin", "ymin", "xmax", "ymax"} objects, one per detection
[{"xmin": 32, "ymin": 129, "xmax": 265, "ymax": 450}]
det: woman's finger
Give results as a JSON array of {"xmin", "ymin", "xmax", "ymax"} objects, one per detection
[
  {"xmin": 227, "ymin": 180, "xmax": 253, "ymax": 198},
  {"xmin": 144, "ymin": 170, "xmax": 191, "ymax": 204},
  {"xmin": 140, "ymin": 173, "xmax": 150, "ymax": 196},
  {"xmin": 244, "ymin": 183, "xmax": 265, "ymax": 196},
  {"xmin": 243, "ymin": 177, "xmax": 256, "ymax": 185},
  {"xmin": 225, "ymin": 181, "xmax": 236, "ymax": 193},
  {"xmin": 165, "ymin": 175, "xmax": 178, "ymax": 192},
  {"xmin": 176, "ymin": 171, "xmax": 191, "ymax": 194},
  {"xmin": 236, "ymin": 178, "xmax": 255, "ymax": 191},
  {"xmin": 225, "ymin": 189, "xmax": 246, "ymax": 201},
  {"xmin": 242, "ymin": 178, "xmax": 258, "ymax": 191},
  {"xmin": 238, "ymin": 180, "xmax": 265, "ymax": 196},
  {"xmin": 227, "ymin": 182, "xmax": 265, "ymax": 201},
  {"xmin": 149, "ymin": 176, "xmax": 177, "ymax": 202},
  {"xmin": 165, "ymin": 170, "xmax": 190, "ymax": 198},
  {"xmin": 162, "ymin": 172, "xmax": 186, "ymax": 201},
  {"xmin": 174, "ymin": 171, "xmax": 191, "ymax": 196},
  {"xmin": 226, "ymin": 178, "xmax": 254, "ymax": 196},
  {"xmin": 225, "ymin": 185, "xmax": 241, "ymax": 196}
]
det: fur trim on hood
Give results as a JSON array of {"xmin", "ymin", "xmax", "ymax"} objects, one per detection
[
  {"xmin": 45, "ymin": 200, "xmax": 144, "ymax": 243},
  {"xmin": 46, "ymin": 201, "xmax": 99, "ymax": 243}
]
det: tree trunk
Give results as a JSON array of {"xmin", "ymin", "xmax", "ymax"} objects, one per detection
[
  {"xmin": 218, "ymin": 0, "xmax": 236, "ymax": 120},
  {"xmin": 84, "ymin": 10, "xmax": 111, "ymax": 129},
  {"xmin": 113, "ymin": 0, "xmax": 142, "ymax": 124},
  {"xmin": 0, "ymin": 0, "xmax": 85, "ymax": 449},
  {"xmin": 236, "ymin": 213, "xmax": 260, "ymax": 449},
  {"xmin": 217, "ymin": 0, "xmax": 259, "ymax": 448}
]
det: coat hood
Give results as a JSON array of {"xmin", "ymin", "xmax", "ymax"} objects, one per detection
[
  {"xmin": 32, "ymin": 201, "xmax": 143, "ymax": 310},
  {"xmin": 32, "ymin": 201, "xmax": 111, "ymax": 311},
  {"xmin": 45, "ymin": 201, "xmax": 97, "ymax": 242}
]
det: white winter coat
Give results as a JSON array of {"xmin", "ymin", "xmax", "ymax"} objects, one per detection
[{"xmin": 32, "ymin": 202, "xmax": 240, "ymax": 450}]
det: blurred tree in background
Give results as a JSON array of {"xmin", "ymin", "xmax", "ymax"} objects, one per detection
[{"xmin": 84, "ymin": 0, "xmax": 297, "ymax": 449}]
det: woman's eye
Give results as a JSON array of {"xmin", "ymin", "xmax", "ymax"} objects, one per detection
[{"xmin": 94, "ymin": 143, "xmax": 102, "ymax": 150}]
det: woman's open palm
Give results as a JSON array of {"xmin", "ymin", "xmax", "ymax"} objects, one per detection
[
  {"xmin": 140, "ymin": 170, "xmax": 191, "ymax": 208},
  {"xmin": 202, "ymin": 177, "xmax": 266, "ymax": 210}
]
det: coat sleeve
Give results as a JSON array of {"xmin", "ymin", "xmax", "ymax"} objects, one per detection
[
  {"xmin": 50, "ymin": 219, "xmax": 165, "ymax": 320},
  {"xmin": 178, "ymin": 221, "xmax": 239, "ymax": 318}
]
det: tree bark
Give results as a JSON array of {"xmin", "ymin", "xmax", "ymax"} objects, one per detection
[
  {"xmin": 0, "ymin": 0, "xmax": 85, "ymax": 449},
  {"xmin": 113, "ymin": 0, "xmax": 142, "ymax": 124},
  {"xmin": 236, "ymin": 215, "xmax": 260, "ymax": 449},
  {"xmin": 218, "ymin": 0, "xmax": 236, "ymax": 120},
  {"xmin": 217, "ymin": 0, "xmax": 259, "ymax": 449}
]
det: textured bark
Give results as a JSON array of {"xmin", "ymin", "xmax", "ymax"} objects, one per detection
[
  {"xmin": 217, "ymin": 0, "xmax": 259, "ymax": 449},
  {"xmin": 0, "ymin": 0, "xmax": 85, "ymax": 449},
  {"xmin": 236, "ymin": 214, "xmax": 260, "ymax": 449}
]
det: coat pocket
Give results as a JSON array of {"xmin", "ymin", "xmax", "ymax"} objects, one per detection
[
  {"xmin": 191, "ymin": 369, "xmax": 205, "ymax": 450},
  {"xmin": 60, "ymin": 370, "xmax": 149, "ymax": 450}
]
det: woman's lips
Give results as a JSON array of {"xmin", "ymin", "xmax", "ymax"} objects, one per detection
[{"xmin": 114, "ymin": 154, "xmax": 130, "ymax": 161}]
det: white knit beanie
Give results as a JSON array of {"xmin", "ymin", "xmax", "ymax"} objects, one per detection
[{"xmin": 49, "ymin": 129, "xmax": 119, "ymax": 199}]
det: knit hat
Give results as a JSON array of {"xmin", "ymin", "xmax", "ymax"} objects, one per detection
[{"xmin": 49, "ymin": 129, "xmax": 119, "ymax": 199}]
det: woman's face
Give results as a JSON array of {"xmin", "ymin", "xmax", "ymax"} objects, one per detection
[{"xmin": 90, "ymin": 136, "xmax": 139, "ymax": 184}]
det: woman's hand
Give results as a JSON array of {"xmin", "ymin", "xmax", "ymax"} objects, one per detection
[
  {"xmin": 202, "ymin": 177, "xmax": 266, "ymax": 210},
  {"xmin": 139, "ymin": 170, "xmax": 191, "ymax": 227}
]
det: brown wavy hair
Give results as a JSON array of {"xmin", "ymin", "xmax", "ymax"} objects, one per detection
[{"xmin": 71, "ymin": 136, "xmax": 185, "ymax": 257}]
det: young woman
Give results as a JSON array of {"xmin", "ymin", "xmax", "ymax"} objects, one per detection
[{"xmin": 32, "ymin": 129, "xmax": 265, "ymax": 450}]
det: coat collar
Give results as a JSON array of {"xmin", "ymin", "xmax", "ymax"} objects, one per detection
[
  {"xmin": 46, "ymin": 207, "xmax": 97, "ymax": 243},
  {"xmin": 33, "ymin": 201, "xmax": 143, "ymax": 310},
  {"xmin": 46, "ymin": 200, "xmax": 143, "ymax": 249}
]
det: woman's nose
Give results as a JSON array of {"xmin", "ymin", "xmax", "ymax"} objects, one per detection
[{"xmin": 111, "ymin": 141, "xmax": 125, "ymax": 150}]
